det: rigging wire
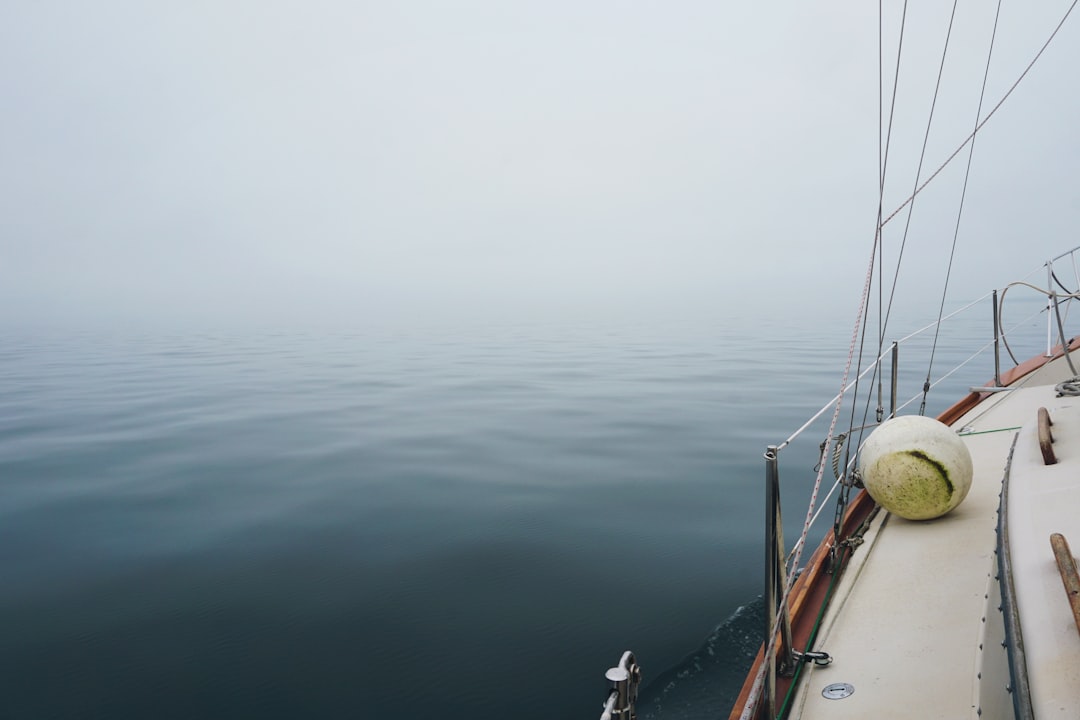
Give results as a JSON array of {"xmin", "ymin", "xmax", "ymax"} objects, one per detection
[
  {"xmin": 738, "ymin": 210, "xmax": 881, "ymax": 720},
  {"xmin": 880, "ymin": 0, "xmax": 1080, "ymax": 230},
  {"xmin": 847, "ymin": 0, "xmax": 949, "ymax": 492},
  {"xmin": 885, "ymin": 0, "xmax": 961, "ymax": 375},
  {"xmin": 873, "ymin": 0, "xmax": 894, "ymax": 429},
  {"xmin": 737, "ymin": 2, "xmax": 914, "ymax": 697},
  {"xmin": 833, "ymin": 0, "xmax": 912, "ymax": 614},
  {"xmin": 1051, "ymin": 269, "xmax": 1078, "ymax": 295},
  {"xmin": 739, "ymin": 3, "xmax": 1079, "ymax": 716},
  {"xmin": 875, "ymin": 0, "xmax": 909, "ymax": 352},
  {"xmin": 918, "ymin": 0, "xmax": 1004, "ymax": 416},
  {"xmin": 839, "ymin": 0, "xmax": 910, "ymax": 526},
  {"xmin": 876, "ymin": 0, "xmax": 884, "ymax": 423}
]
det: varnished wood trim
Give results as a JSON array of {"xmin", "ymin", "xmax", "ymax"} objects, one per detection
[
  {"xmin": 1050, "ymin": 533, "xmax": 1080, "ymax": 639},
  {"xmin": 938, "ymin": 337, "xmax": 1080, "ymax": 427},
  {"xmin": 727, "ymin": 489, "xmax": 877, "ymax": 720},
  {"xmin": 729, "ymin": 339, "xmax": 1080, "ymax": 720},
  {"xmin": 1038, "ymin": 407, "xmax": 1056, "ymax": 465}
]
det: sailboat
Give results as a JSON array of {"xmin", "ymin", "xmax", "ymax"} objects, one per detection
[{"xmin": 599, "ymin": 2, "xmax": 1080, "ymax": 718}]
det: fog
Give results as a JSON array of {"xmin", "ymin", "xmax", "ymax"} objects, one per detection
[{"xmin": 3, "ymin": 2, "xmax": 1079, "ymax": 332}]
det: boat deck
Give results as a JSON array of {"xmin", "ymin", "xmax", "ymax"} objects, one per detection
[
  {"xmin": 789, "ymin": 354, "xmax": 1080, "ymax": 719},
  {"xmin": 1007, "ymin": 384, "xmax": 1080, "ymax": 717}
]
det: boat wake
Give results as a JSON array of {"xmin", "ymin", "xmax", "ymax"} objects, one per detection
[{"xmin": 638, "ymin": 598, "xmax": 764, "ymax": 719}]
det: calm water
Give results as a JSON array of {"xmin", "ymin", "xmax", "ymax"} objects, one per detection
[{"xmin": 0, "ymin": 310, "xmax": 1037, "ymax": 719}]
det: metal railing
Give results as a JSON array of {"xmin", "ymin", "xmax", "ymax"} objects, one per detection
[
  {"xmin": 749, "ymin": 246, "xmax": 1080, "ymax": 720},
  {"xmin": 595, "ymin": 247, "xmax": 1080, "ymax": 720}
]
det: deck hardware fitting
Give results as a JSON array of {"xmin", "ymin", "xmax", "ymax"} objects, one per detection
[
  {"xmin": 599, "ymin": 651, "xmax": 640, "ymax": 720},
  {"xmin": 792, "ymin": 650, "xmax": 832, "ymax": 667},
  {"xmin": 821, "ymin": 683, "xmax": 854, "ymax": 700}
]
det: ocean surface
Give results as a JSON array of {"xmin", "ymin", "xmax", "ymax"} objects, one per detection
[{"xmin": 0, "ymin": 307, "xmax": 1044, "ymax": 719}]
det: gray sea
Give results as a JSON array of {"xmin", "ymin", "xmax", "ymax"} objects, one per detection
[{"xmin": 0, "ymin": 308, "xmax": 1031, "ymax": 720}]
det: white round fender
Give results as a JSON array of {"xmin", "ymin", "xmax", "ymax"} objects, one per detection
[{"xmin": 858, "ymin": 415, "xmax": 973, "ymax": 520}]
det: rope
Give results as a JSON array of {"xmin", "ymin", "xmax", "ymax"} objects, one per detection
[
  {"xmin": 773, "ymin": 584, "xmax": 836, "ymax": 719},
  {"xmin": 1055, "ymin": 378, "xmax": 1080, "ymax": 396},
  {"xmin": 998, "ymin": 280, "xmax": 1080, "ymax": 366},
  {"xmin": 851, "ymin": 0, "xmax": 911, "ymax": 551},
  {"xmin": 738, "ymin": 169, "xmax": 881, "ymax": 720},
  {"xmin": 831, "ymin": 434, "xmax": 847, "ymax": 481},
  {"xmin": 859, "ymin": 0, "xmax": 957, "ymax": 492},
  {"xmin": 774, "ymin": 507, "xmax": 877, "ymax": 720},
  {"xmin": 773, "ymin": 543, "xmax": 851, "ymax": 720}
]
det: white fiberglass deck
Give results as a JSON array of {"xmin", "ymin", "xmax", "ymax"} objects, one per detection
[
  {"xmin": 789, "ymin": 354, "xmax": 1080, "ymax": 719},
  {"xmin": 1007, "ymin": 390, "xmax": 1080, "ymax": 717}
]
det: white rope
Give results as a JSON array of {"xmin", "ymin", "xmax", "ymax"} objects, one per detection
[
  {"xmin": 786, "ymin": 474, "xmax": 846, "ymax": 565},
  {"xmin": 738, "ymin": 214, "xmax": 880, "ymax": 720},
  {"xmin": 1002, "ymin": 280, "xmax": 1080, "ymax": 299}
]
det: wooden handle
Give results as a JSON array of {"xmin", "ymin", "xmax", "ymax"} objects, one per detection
[
  {"xmin": 1050, "ymin": 533, "xmax": 1080, "ymax": 639},
  {"xmin": 1038, "ymin": 407, "xmax": 1057, "ymax": 465}
]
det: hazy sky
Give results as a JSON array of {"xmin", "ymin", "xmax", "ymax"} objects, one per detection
[{"xmin": 3, "ymin": 2, "xmax": 1079, "ymax": 330}]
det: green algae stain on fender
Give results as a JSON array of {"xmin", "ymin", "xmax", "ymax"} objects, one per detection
[
  {"xmin": 859, "ymin": 415, "xmax": 973, "ymax": 521},
  {"xmin": 905, "ymin": 449, "xmax": 954, "ymax": 496}
]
